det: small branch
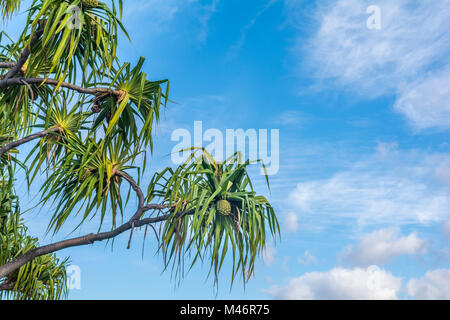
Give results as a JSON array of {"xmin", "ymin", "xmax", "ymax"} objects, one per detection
[
  {"xmin": 0, "ymin": 77, "xmax": 122, "ymax": 97},
  {"xmin": 116, "ymin": 170, "xmax": 152, "ymax": 221},
  {"xmin": 127, "ymin": 221, "xmax": 135, "ymax": 249},
  {"xmin": 0, "ymin": 277, "xmax": 15, "ymax": 291},
  {"xmin": 0, "ymin": 127, "xmax": 60, "ymax": 157},
  {"xmin": 116, "ymin": 171, "xmax": 145, "ymax": 210},
  {"xmin": 0, "ymin": 62, "xmax": 16, "ymax": 69},
  {"xmin": 3, "ymin": 21, "xmax": 46, "ymax": 81}
]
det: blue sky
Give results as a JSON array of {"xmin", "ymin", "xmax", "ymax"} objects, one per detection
[{"xmin": 3, "ymin": 0, "xmax": 450, "ymax": 299}]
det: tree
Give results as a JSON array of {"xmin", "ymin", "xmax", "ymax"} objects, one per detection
[{"xmin": 0, "ymin": 0, "xmax": 280, "ymax": 299}]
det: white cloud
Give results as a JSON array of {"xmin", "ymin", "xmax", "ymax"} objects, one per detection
[
  {"xmin": 197, "ymin": 0, "xmax": 220, "ymax": 42},
  {"xmin": 406, "ymin": 269, "xmax": 450, "ymax": 300},
  {"xmin": 262, "ymin": 244, "xmax": 277, "ymax": 267},
  {"xmin": 434, "ymin": 165, "xmax": 450, "ymax": 186},
  {"xmin": 394, "ymin": 67, "xmax": 450, "ymax": 130},
  {"xmin": 264, "ymin": 267, "xmax": 450, "ymax": 300},
  {"xmin": 263, "ymin": 266, "xmax": 402, "ymax": 299},
  {"xmin": 123, "ymin": 0, "xmax": 219, "ymax": 40},
  {"xmin": 375, "ymin": 141, "xmax": 398, "ymax": 158},
  {"xmin": 299, "ymin": 0, "xmax": 450, "ymax": 130},
  {"xmin": 298, "ymin": 250, "xmax": 317, "ymax": 265},
  {"xmin": 227, "ymin": 0, "xmax": 278, "ymax": 58},
  {"xmin": 276, "ymin": 110, "xmax": 309, "ymax": 126},
  {"xmin": 340, "ymin": 228, "xmax": 427, "ymax": 267},
  {"xmin": 443, "ymin": 220, "xmax": 450, "ymax": 237},
  {"xmin": 289, "ymin": 146, "xmax": 450, "ymax": 226},
  {"xmin": 284, "ymin": 212, "xmax": 299, "ymax": 233},
  {"xmin": 124, "ymin": 0, "xmax": 183, "ymax": 24}
]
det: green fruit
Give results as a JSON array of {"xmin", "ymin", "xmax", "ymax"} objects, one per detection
[
  {"xmin": 80, "ymin": 168, "xmax": 92, "ymax": 181},
  {"xmin": 82, "ymin": 0, "xmax": 99, "ymax": 8},
  {"xmin": 217, "ymin": 199, "xmax": 231, "ymax": 216}
]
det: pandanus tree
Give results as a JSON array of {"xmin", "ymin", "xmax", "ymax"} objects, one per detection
[{"xmin": 0, "ymin": 0, "xmax": 280, "ymax": 299}]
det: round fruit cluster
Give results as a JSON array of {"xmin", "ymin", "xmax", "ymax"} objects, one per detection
[
  {"xmin": 216, "ymin": 199, "xmax": 231, "ymax": 216},
  {"xmin": 82, "ymin": 0, "xmax": 98, "ymax": 8}
]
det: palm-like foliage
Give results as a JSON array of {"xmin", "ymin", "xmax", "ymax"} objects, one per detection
[
  {"xmin": 40, "ymin": 134, "xmax": 140, "ymax": 232},
  {"xmin": 0, "ymin": 162, "xmax": 68, "ymax": 300},
  {"xmin": 0, "ymin": 0, "xmax": 280, "ymax": 299},
  {"xmin": 150, "ymin": 150, "xmax": 280, "ymax": 287},
  {"xmin": 23, "ymin": 0, "xmax": 126, "ymax": 84},
  {"xmin": 0, "ymin": 212, "xmax": 68, "ymax": 300},
  {"xmin": 26, "ymin": 95, "xmax": 88, "ymax": 181},
  {"xmin": 91, "ymin": 57, "xmax": 168, "ymax": 149},
  {"xmin": 0, "ymin": 0, "xmax": 21, "ymax": 20}
]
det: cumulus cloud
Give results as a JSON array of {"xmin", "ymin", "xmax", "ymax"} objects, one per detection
[
  {"xmin": 406, "ymin": 269, "xmax": 450, "ymax": 300},
  {"xmin": 264, "ymin": 267, "xmax": 450, "ymax": 300},
  {"xmin": 340, "ymin": 228, "xmax": 427, "ymax": 267},
  {"xmin": 289, "ymin": 145, "xmax": 450, "ymax": 226},
  {"xmin": 299, "ymin": 0, "xmax": 450, "ymax": 130},
  {"xmin": 263, "ymin": 266, "xmax": 402, "ymax": 299}
]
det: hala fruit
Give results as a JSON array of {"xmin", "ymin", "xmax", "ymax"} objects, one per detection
[
  {"xmin": 80, "ymin": 168, "xmax": 93, "ymax": 182},
  {"xmin": 82, "ymin": 0, "xmax": 99, "ymax": 8},
  {"xmin": 216, "ymin": 199, "xmax": 231, "ymax": 216}
]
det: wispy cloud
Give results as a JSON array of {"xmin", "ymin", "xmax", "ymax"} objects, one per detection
[
  {"xmin": 443, "ymin": 219, "xmax": 450, "ymax": 238},
  {"xmin": 394, "ymin": 67, "xmax": 450, "ymax": 131},
  {"xmin": 227, "ymin": 0, "xmax": 278, "ymax": 58},
  {"xmin": 123, "ymin": 0, "xmax": 220, "ymax": 41},
  {"xmin": 294, "ymin": 0, "xmax": 450, "ymax": 130},
  {"xmin": 196, "ymin": 0, "xmax": 220, "ymax": 42},
  {"xmin": 288, "ymin": 143, "xmax": 450, "ymax": 226},
  {"xmin": 123, "ymin": 0, "xmax": 184, "ymax": 28},
  {"xmin": 262, "ymin": 243, "xmax": 277, "ymax": 267},
  {"xmin": 275, "ymin": 110, "xmax": 309, "ymax": 126},
  {"xmin": 284, "ymin": 212, "xmax": 299, "ymax": 233}
]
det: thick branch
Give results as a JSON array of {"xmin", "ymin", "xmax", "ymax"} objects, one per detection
[
  {"xmin": 0, "ymin": 208, "xmax": 194, "ymax": 279},
  {"xmin": 0, "ymin": 127, "xmax": 60, "ymax": 157}
]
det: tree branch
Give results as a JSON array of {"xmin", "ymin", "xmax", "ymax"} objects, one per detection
[
  {"xmin": 3, "ymin": 21, "xmax": 46, "ymax": 81},
  {"xmin": 0, "ymin": 207, "xmax": 194, "ymax": 279},
  {"xmin": 116, "ymin": 170, "xmax": 166, "ymax": 221},
  {"xmin": 0, "ymin": 62, "xmax": 16, "ymax": 69},
  {"xmin": 0, "ymin": 279, "xmax": 15, "ymax": 291},
  {"xmin": 0, "ymin": 127, "xmax": 60, "ymax": 157},
  {"xmin": 0, "ymin": 77, "xmax": 122, "ymax": 97}
]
